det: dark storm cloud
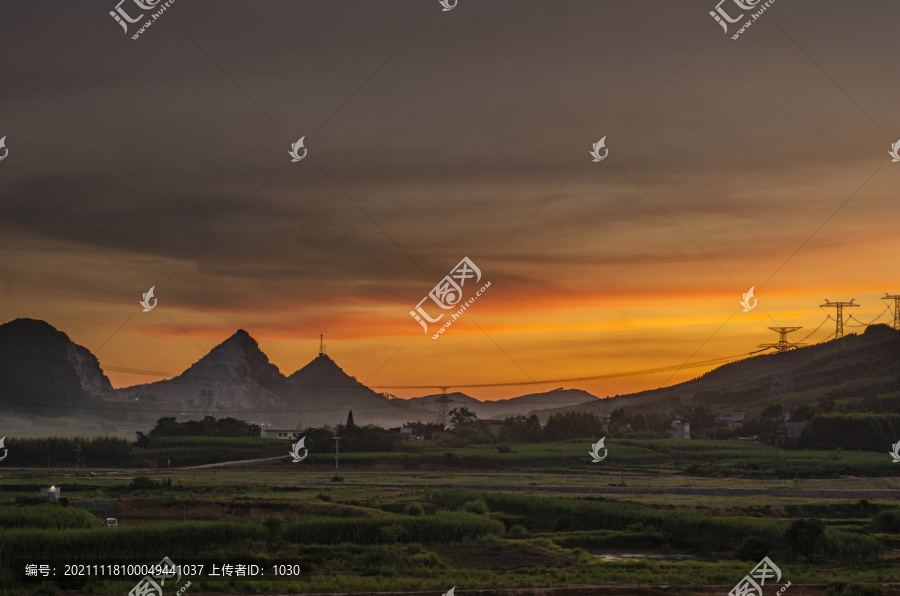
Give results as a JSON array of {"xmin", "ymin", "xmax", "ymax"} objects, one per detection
[{"xmin": 1, "ymin": 0, "xmax": 898, "ymax": 314}]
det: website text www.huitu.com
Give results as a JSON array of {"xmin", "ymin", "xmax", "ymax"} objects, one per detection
[{"xmin": 431, "ymin": 281, "xmax": 491, "ymax": 340}]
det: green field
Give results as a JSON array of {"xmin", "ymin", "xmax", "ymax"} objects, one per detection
[{"xmin": 1, "ymin": 438, "xmax": 899, "ymax": 595}]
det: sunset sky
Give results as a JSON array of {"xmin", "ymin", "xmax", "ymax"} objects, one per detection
[{"xmin": 1, "ymin": 1, "xmax": 898, "ymax": 403}]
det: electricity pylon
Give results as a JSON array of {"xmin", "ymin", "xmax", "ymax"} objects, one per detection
[
  {"xmin": 820, "ymin": 299, "xmax": 859, "ymax": 340},
  {"xmin": 758, "ymin": 327, "xmax": 805, "ymax": 396},
  {"xmin": 758, "ymin": 327, "xmax": 805, "ymax": 353},
  {"xmin": 884, "ymin": 294, "xmax": 900, "ymax": 331},
  {"xmin": 436, "ymin": 387, "xmax": 451, "ymax": 426}
]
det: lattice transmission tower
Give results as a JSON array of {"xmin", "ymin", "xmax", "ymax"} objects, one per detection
[
  {"xmin": 820, "ymin": 299, "xmax": 858, "ymax": 340},
  {"xmin": 758, "ymin": 327, "xmax": 805, "ymax": 396},
  {"xmin": 884, "ymin": 294, "xmax": 900, "ymax": 331},
  {"xmin": 435, "ymin": 387, "xmax": 451, "ymax": 426}
]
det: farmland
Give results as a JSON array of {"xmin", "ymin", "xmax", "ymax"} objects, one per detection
[{"xmin": 1, "ymin": 438, "xmax": 899, "ymax": 595}]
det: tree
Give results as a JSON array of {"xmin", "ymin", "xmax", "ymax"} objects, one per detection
[
  {"xmin": 784, "ymin": 518, "xmax": 826, "ymax": 560},
  {"xmin": 688, "ymin": 404, "xmax": 715, "ymax": 435},
  {"xmin": 543, "ymin": 411, "xmax": 604, "ymax": 441},
  {"xmin": 499, "ymin": 415, "xmax": 542, "ymax": 442},
  {"xmin": 609, "ymin": 408, "xmax": 628, "ymax": 432},
  {"xmin": 346, "ymin": 410, "xmax": 355, "ymax": 428},
  {"xmin": 449, "ymin": 407, "xmax": 478, "ymax": 429},
  {"xmin": 734, "ymin": 536, "xmax": 770, "ymax": 562},
  {"xmin": 790, "ymin": 403, "xmax": 815, "ymax": 422},
  {"xmin": 630, "ymin": 413, "xmax": 647, "ymax": 431},
  {"xmin": 758, "ymin": 403, "xmax": 786, "ymax": 446}
]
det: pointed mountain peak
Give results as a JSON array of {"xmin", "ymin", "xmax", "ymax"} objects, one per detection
[
  {"xmin": 178, "ymin": 329, "xmax": 284, "ymax": 384},
  {"xmin": 289, "ymin": 352, "xmax": 363, "ymax": 388}
]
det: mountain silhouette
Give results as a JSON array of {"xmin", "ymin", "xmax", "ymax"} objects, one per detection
[
  {"xmin": 0, "ymin": 318, "xmax": 113, "ymax": 414},
  {"xmin": 407, "ymin": 388, "xmax": 599, "ymax": 420},
  {"xmin": 288, "ymin": 353, "xmax": 369, "ymax": 388},
  {"xmin": 117, "ymin": 329, "xmax": 285, "ymax": 411},
  {"xmin": 280, "ymin": 353, "xmax": 432, "ymax": 428},
  {"xmin": 531, "ymin": 324, "xmax": 900, "ymax": 421},
  {"xmin": 116, "ymin": 332, "xmax": 434, "ymax": 428},
  {"xmin": 4, "ymin": 319, "xmax": 899, "ymax": 434}
]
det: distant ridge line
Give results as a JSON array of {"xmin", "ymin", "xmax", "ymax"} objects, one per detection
[{"xmin": 372, "ymin": 350, "xmax": 765, "ymax": 389}]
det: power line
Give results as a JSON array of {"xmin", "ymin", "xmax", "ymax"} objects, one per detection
[
  {"xmin": 846, "ymin": 306, "xmax": 890, "ymax": 327},
  {"xmin": 797, "ymin": 315, "xmax": 832, "ymax": 342},
  {"xmin": 370, "ymin": 350, "xmax": 764, "ymax": 390}
]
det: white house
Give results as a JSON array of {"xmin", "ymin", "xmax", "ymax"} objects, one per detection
[{"xmin": 263, "ymin": 429, "xmax": 303, "ymax": 440}]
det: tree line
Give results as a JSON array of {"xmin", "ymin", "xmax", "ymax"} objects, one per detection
[{"xmin": 133, "ymin": 415, "xmax": 260, "ymax": 446}]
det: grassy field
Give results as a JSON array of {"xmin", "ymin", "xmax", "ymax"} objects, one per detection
[
  {"xmin": 1, "ymin": 439, "xmax": 899, "ymax": 595},
  {"xmin": 124, "ymin": 435, "xmax": 900, "ymax": 477}
]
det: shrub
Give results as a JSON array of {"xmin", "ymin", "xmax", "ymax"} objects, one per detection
[
  {"xmin": 734, "ymin": 536, "xmax": 770, "ymax": 562},
  {"xmin": 403, "ymin": 502, "xmax": 425, "ymax": 517},
  {"xmin": 785, "ymin": 518, "xmax": 826, "ymax": 560},
  {"xmin": 462, "ymin": 499, "xmax": 489, "ymax": 515},
  {"xmin": 873, "ymin": 509, "xmax": 900, "ymax": 532},
  {"xmin": 129, "ymin": 476, "xmax": 157, "ymax": 490}
]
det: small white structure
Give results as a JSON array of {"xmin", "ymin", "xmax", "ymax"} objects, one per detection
[
  {"xmin": 105, "ymin": 518, "xmax": 118, "ymax": 527},
  {"xmin": 669, "ymin": 420, "xmax": 690, "ymax": 440},
  {"xmin": 40, "ymin": 486, "xmax": 61, "ymax": 502},
  {"xmin": 263, "ymin": 429, "xmax": 303, "ymax": 440}
]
